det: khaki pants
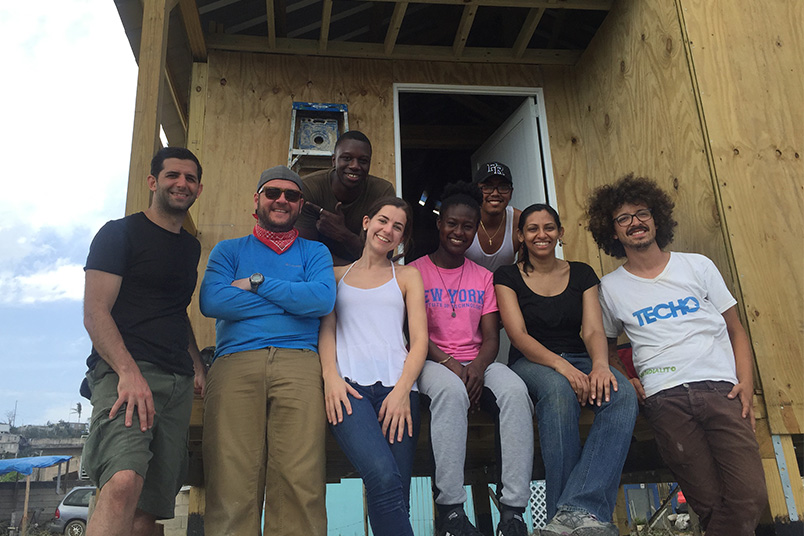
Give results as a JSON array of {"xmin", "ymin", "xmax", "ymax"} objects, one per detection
[{"xmin": 203, "ymin": 347, "xmax": 327, "ymax": 536}]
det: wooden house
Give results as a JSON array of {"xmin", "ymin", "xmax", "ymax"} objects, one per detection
[{"xmin": 113, "ymin": 0, "xmax": 802, "ymax": 532}]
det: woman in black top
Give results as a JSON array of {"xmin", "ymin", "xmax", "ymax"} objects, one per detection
[{"xmin": 494, "ymin": 204, "xmax": 637, "ymax": 536}]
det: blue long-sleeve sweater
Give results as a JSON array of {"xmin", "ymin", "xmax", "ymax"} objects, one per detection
[{"xmin": 199, "ymin": 235, "xmax": 336, "ymax": 357}]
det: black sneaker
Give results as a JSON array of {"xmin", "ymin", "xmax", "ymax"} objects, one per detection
[
  {"xmin": 436, "ymin": 509, "xmax": 484, "ymax": 536},
  {"xmin": 497, "ymin": 513, "xmax": 528, "ymax": 536}
]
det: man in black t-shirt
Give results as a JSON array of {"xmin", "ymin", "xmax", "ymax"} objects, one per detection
[{"xmin": 82, "ymin": 147, "xmax": 206, "ymax": 536}]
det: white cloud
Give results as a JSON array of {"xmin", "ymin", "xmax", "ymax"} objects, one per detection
[
  {"xmin": 0, "ymin": 1, "xmax": 135, "ymax": 234},
  {"xmin": 0, "ymin": 260, "xmax": 85, "ymax": 304}
]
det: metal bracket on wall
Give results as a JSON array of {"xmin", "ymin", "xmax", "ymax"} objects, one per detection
[{"xmin": 772, "ymin": 434, "xmax": 800, "ymax": 521}]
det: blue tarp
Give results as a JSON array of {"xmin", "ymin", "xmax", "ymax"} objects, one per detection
[{"xmin": 0, "ymin": 455, "xmax": 72, "ymax": 476}]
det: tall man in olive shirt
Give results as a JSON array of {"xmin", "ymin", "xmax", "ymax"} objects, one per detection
[{"xmin": 295, "ymin": 130, "xmax": 394, "ymax": 264}]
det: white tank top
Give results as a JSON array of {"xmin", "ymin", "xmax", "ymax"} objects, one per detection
[
  {"xmin": 466, "ymin": 205, "xmax": 516, "ymax": 273},
  {"xmin": 335, "ymin": 263, "xmax": 415, "ymax": 389}
]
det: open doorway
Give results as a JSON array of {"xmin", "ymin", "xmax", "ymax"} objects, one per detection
[{"xmin": 393, "ymin": 85, "xmax": 557, "ymax": 262}]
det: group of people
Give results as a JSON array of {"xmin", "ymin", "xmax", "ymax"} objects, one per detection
[{"xmin": 79, "ymin": 130, "xmax": 767, "ymax": 536}]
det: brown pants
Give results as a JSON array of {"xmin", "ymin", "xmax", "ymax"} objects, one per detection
[
  {"xmin": 644, "ymin": 381, "xmax": 767, "ymax": 536},
  {"xmin": 202, "ymin": 347, "xmax": 327, "ymax": 536}
]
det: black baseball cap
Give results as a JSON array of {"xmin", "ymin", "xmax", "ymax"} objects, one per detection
[{"xmin": 473, "ymin": 162, "xmax": 513, "ymax": 185}]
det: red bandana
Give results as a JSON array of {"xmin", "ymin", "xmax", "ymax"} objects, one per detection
[{"xmin": 253, "ymin": 224, "xmax": 299, "ymax": 254}]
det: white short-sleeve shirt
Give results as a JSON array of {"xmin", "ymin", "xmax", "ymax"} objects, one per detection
[{"xmin": 599, "ymin": 252, "xmax": 738, "ymax": 397}]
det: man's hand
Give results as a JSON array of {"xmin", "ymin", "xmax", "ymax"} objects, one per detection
[
  {"xmin": 316, "ymin": 202, "xmax": 352, "ymax": 241},
  {"xmin": 193, "ymin": 364, "xmax": 206, "ymax": 398},
  {"xmin": 231, "ymin": 278, "xmax": 251, "ymax": 291},
  {"xmin": 110, "ymin": 369, "xmax": 155, "ymax": 431},
  {"xmin": 630, "ymin": 377, "xmax": 647, "ymax": 403},
  {"xmin": 728, "ymin": 381, "xmax": 756, "ymax": 431}
]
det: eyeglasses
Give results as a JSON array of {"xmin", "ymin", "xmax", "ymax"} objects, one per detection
[
  {"xmin": 259, "ymin": 186, "xmax": 303, "ymax": 203},
  {"xmin": 613, "ymin": 208, "xmax": 652, "ymax": 227},
  {"xmin": 479, "ymin": 184, "xmax": 513, "ymax": 195}
]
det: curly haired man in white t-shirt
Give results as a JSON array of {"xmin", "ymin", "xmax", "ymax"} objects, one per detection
[{"xmin": 586, "ymin": 174, "xmax": 766, "ymax": 536}]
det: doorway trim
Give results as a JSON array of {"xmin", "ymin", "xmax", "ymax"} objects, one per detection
[{"xmin": 392, "ymin": 83, "xmax": 558, "ymax": 211}]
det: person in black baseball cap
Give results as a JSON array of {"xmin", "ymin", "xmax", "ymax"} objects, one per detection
[{"xmin": 465, "ymin": 162, "xmax": 523, "ymax": 272}]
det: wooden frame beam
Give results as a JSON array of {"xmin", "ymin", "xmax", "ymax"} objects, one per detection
[
  {"xmin": 453, "ymin": 4, "xmax": 478, "ymax": 57},
  {"xmin": 356, "ymin": 0, "xmax": 612, "ymax": 10},
  {"xmin": 383, "ymin": 1, "xmax": 407, "ymax": 55},
  {"xmin": 319, "ymin": 0, "xmax": 333, "ymax": 53},
  {"xmin": 178, "ymin": 0, "xmax": 206, "ymax": 60},
  {"xmin": 164, "ymin": 64, "xmax": 188, "ymax": 134},
  {"xmin": 265, "ymin": 0, "xmax": 276, "ymax": 48},
  {"xmin": 207, "ymin": 33, "xmax": 582, "ymax": 64},
  {"xmin": 126, "ymin": 0, "xmax": 175, "ymax": 215},
  {"xmin": 513, "ymin": 7, "xmax": 545, "ymax": 58}
]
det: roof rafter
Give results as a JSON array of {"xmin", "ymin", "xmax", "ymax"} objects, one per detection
[
  {"xmin": 383, "ymin": 1, "xmax": 407, "ymax": 55},
  {"xmin": 453, "ymin": 4, "xmax": 478, "ymax": 57},
  {"xmin": 319, "ymin": 0, "xmax": 333, "ymax": 53},
  {"xmin": 356, "ymin": 0, "xmax": 612, "ymax": 10},
  {"xmin": 266, "ymin": 0, "xmax": 276, "ymax": 48},
  {"xmin": 513, "ymin": 7, "xmax": 545, "ymax": 58},
  {"xmin": 178, "ymin": 0, "xmax": 207, "ymax": 60}
]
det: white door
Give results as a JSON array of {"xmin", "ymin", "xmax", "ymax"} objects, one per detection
[
  {"xmin": 471, "ymin": 96, "xmax": 557, "ymax": 363},
  {"xmin": 471, "ymin": 96, "xmax": 548, "ymax": 210}
]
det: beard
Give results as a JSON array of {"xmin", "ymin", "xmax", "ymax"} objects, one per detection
[
  {"xmin": 256, "ymin": 204, "xmax": 297, "ymax": 232},
  {"xmin": 153, "ymin": 188, "xmax": 196, "ymax": 215}
]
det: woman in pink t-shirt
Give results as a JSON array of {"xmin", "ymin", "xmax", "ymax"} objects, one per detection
[{"xmin": 409, "ymin": 182, "xmax": 533, "ymax": 536}]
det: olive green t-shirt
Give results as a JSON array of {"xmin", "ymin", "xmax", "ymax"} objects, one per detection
[{"xmin": 296, "ymin": 167, "xmax": 395, "ymax": 262}]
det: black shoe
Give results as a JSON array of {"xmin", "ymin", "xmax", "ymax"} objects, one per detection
[
  {"xmin": 436, "ymin": 509, "xmax": 484, "ymax": 536},
  {"xmin": 497, "ymin": 513, "xmax": 528, "ymax": 536}
]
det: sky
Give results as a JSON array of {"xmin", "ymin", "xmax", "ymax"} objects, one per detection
[{"xmin": 0, "ymin": 0, "xmax": 137, "ymax": 426}]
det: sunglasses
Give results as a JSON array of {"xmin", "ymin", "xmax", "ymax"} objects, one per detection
[
  {"xmin": 479, "ymin": 183, "xmax": 513, "ymax": 194},
  {"xmin": 259, "ymin": 186, "xmax": 303, "ymax": 203}
]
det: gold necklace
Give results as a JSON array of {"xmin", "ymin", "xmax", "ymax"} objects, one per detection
[
  {"xmin": 479, "ymin": 214, "xmax": 505, "ymax": 246},
  {"xmin": 431, "ymin": 255, "xmax": 465, "ymax": 318}
]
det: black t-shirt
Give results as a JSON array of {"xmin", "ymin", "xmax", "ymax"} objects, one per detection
[
  {"xmin": 84, "ymin": 212, "xmax": 201, "ymax": 375},
  {"xmin": 494, "ymin": 261, "xmax": 599, "ymax": 364}
]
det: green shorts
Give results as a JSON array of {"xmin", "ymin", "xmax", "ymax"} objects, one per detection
[{"xmin": 82, "ymin": 360, "xmax": 194, "ymax": 519}]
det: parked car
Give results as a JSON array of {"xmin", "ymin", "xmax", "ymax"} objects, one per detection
[{"xmin": 48, "ymin": 486, "xmax": 95, "ymax": 536}]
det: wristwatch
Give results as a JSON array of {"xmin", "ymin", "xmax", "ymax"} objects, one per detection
[{"xmin": 249, "ymin": 273, "xmax": 264, "ymax": 292}]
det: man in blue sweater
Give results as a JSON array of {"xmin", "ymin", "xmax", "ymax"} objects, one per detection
[{"xmin": 200, "ymin": 165, "xmax": 336, "ymax": 536}]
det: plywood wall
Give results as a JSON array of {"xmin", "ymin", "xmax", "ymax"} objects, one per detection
[
  {"xmin": 543, "ymin": 1, "xmax": 731, "ymax": 280},
  {"xmin": 185, "ymin": 0, "xmax": 801, "ymax": 436},
  {"xmin": 678, "ymin": 0, "xmax": 803, "ymax": 434},
  {"xmin": 543, "ymin": 0, "xmax": 802, "ymax": 435},
  {"xmin": 187, "ymin": 53, "xmax": 547, "ymax": 348}
]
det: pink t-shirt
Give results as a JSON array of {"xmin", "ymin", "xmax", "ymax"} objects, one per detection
[{"xmin": 409, "ymin": 255, "xmax": 498, "ymax": 363}]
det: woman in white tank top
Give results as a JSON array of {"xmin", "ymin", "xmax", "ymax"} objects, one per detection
[{"xmin": 319, "ymin": 196, "xmax": 427, "ymax": 536}]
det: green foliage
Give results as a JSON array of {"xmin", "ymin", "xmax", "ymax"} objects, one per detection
[
  {"xmin": 0, "ymin": 471, "xmax": 22, "ymax": 482},
  {"xmin": 15, "ymin": 421, "xmax": 85, "ymax": 439}
]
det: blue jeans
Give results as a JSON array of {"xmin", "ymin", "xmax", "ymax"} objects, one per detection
[
  {"xmin": 329, "ymin": 381, "xmax": 420, "ymax": 536},
  {"xmin": 511, "ymin": 353, "xmax": 637, "ymax": 522}
]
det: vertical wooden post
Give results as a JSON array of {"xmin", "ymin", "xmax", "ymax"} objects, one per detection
[
  {"xmin": 613, "ymin": 485, "xmax": 629, "ymax": 534},
  {"xmin": 20, "ymin": 474, "xmax": 31, "ymax": 536},
  {"xmin": 187, "ymin": 486, "xmax": 205, "ymax": 536},
  {"xmin": 471, "ymin": 483, "xmax": 493, "ymax": 535},
  {"xmin": 185, "ymin": 61, "xmax": 208, "ymax": 232},
  {"xmin": 125, "ymin": 0, "xmax": 177, "ymax": 216}
]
